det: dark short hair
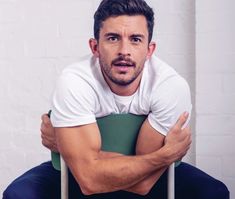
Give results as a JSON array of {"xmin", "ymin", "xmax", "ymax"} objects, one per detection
[{"xmin": 94, "ymin": 0, "xmax": 154, "ymax": 43}]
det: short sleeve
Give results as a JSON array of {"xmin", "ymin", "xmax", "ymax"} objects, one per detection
[
  {"xmin": 148, "ymin": 76, "xmax": 192, "ymax": 136},
  {"xmin": 51, "ymin": 72, "xmax": 97, "ymax": 127}
]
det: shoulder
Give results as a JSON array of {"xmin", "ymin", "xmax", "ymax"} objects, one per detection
[
  {"xmin": 143, "ymin": 55, "xmax": 192, "ymax": 135},
  {"xmin": 62, "ymin": 55, "xmax": 97, "ymax": 79},
  {"xmin": 143, "ymin": 55, "xmax": 190, "ymax": 97},
  {"xmin": 146, "ymin": 55, "xmax": 180, "ymax": 84},
  {"xmin": 52, "ymin": 55, "xmax": 102, "ymax": 111},
  {"xmin": 51, "ymin": 56, "xmax": 100, "ymax": 127},
  {"xmin": 148, "ymin": 56, "xmax": 191, "ymax": 114},
  {"xmin": 57, "ymin": 55, "xmax": 101, "ymax": 91}
]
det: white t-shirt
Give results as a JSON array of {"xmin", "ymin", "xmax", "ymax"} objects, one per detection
[{"xmin": 51, "ymin": 54, "xmax": 192, "ymax": 136}]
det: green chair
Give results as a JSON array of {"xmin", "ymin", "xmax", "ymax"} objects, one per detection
[{"xmin": 51, "ymin": 113, "xmax": 175, "ymax": 199}]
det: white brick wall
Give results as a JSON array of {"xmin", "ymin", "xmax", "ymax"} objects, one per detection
[
  {"xmin": 0, "ymin": 0, "xmax": 95, "ymax": 194},
  {"xmin": 4, "ymin": 0, "xmax": 235, "ymax": 197},
  {"xmin": 196, "ymin": 0, "xmax": 235, "ymax": 198}
]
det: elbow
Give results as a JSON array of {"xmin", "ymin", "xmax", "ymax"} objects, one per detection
[
  {"xmin": 130, "ymin": 187, "xmax": 151, "ymax": 196},
  {"xmin": 79, "ymin": 183, "xmax": 96, "ymax": 195},
  {"xmin": 80, "ymin": 186, "xmax": 94, "ymax": 196},
  {"xmin": 77, "ymin": 174, "xmax": 101, "ymax": 195},
  {"xmin": 70, "ymin": 161, "xmax": 101, "ymax": 195},
  {"xmin": 135, "ymin": 186, "xmax": 152, "ymax": 196},
  {"xmin": 78, "ymin": 178, "xmax": 96, "ymax": 195},
  {"xmin": 129, "ymin": 181, "xmax": 153, "ymax": 196}
]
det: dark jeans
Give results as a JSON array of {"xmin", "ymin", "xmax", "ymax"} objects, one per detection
[{"xmin": 2, "ymin": 161, "xmax": 229, "ymax": 199}]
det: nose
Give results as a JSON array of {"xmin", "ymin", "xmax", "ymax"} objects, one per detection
[{"xmin": 118, "ymin": 40, "xmax": 131, "ymax": 56}]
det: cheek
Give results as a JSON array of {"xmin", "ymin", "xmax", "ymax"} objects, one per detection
[
  {"xmin": 135, "ymin": 51, "xmax": 148, "ymax": 63},
  {"xmin": 99, "ymin": 53, "xmax": 112, "ymax": 68},
  {"xmin": 100, "ymin": 47, "xmax": 116, "ymax": 61},
  {"xmin": 134, "ymin": 46, "xmax": 149, "ymax": 57}
]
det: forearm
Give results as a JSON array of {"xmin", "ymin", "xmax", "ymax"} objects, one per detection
[
  {"xmin": 98, "ymin": 151, "xmax": 123, "ymax": 159},
  {"xmin": 98, "ymin": 151, "xmax": 167, "ymax": 195},
  {"xmin": 66, "ymin": 149, "xmax": 169, "ymax": 195},
  {"xmin": 125, "ymin": 166, "xmax": 167, "ymax": 194}
]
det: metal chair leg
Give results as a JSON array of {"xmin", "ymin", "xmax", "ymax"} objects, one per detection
[
  {"xmin": 167, "ymin": 163, "xmax": 175, "ymax": 199},
  {"xmin": 61, "ymin": 156, "xmax": 68, "ymax": 199}
]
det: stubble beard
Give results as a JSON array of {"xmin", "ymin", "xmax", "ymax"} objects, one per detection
[{"xmin": 99, "ymin": 58, "xmax": 144, "ymax": 86}]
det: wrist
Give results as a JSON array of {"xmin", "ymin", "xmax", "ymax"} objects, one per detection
[
  {"xmin": 155, "ymin": 147, "xmax": 173, "ymax": 167},
  {"xmin": 143, "ymin": 148, "xmax": 171, "ymax": 169}
]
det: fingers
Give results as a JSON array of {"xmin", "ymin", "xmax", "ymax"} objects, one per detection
[
  {"xmin": 169, "ymin": 112, "xmax": 189, "ymax": 134},
  {"xmin": 40, "ymin": 114, "xmax": 52, "ymax": 133},
  {"xmin": 181, "ymin": 126, "xmax": 192, "ymax": 143},
  {"xmin": 176, "ymin": 112, "xmax": 189, "ymax": 128},
  {"xmin": 40, "ymin": 112, "xmax": 58, "ymax": 152},
  {"xmin": 173, "ymin": 134, "xmax": 191, "ymax": 161},
  {"xmin": 41, "ymin": 137, "xmax": 58, "ymax": 152},
  {"xmin": 181, "ymin": 128, "xmax": 192, "ymax": 155},
  {"xmin": 41, "ymin": 114, "xmax": 51, "ymax": 126},
  {"xmin": 164, "ymin": 113, "xmax": 192, "ymax": 162}
]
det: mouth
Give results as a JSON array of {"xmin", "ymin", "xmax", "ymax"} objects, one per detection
[
  {"xmin": 112, "ymin": 62, "xmax": 135, "ymax": 73},
  {"xmin": 113, "ymin": 61, "xmax": 135, "ymax": 68},
  {"xmin": 111, "ymin": 56, "xmax": 136, "ymax": 73}
]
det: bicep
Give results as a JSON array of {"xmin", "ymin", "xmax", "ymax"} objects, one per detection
[
  {"xmin": 55, "ymin": 123, "xmax": 101, "ymax": 175},
  {"xmin": 136, "ymin": 119, "xmax": 165, "ymax": 155},
  {"xmin": 149, "ymin": 77, "xmax": 192, "ymax": 135}
]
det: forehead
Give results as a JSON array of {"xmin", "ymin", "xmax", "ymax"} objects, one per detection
[{"xmin": 100, "ymin": 15, "xmax": 148, "ymax": 36}]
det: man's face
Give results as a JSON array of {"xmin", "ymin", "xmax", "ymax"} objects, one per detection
[{"xmin": 93, "ymin": 15, "xmax": 155, "ymax": 89}]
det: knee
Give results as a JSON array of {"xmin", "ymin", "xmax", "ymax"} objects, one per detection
[
  {"xmin": 3, "ymin": 184, "xmax": 20, "ymax": 199},
  {"xmin": 207, "ymin": 180, "xmax": 230, "ymax": 199},
  {"xmin": 3, "ymin": 179, "xmax": 37, "ymax": 199},
  {"xmin": 214, "ymin": 181, "xmax": 229, "ymax": 199}
]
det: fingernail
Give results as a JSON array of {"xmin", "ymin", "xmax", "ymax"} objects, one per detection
[{"xmin": 184, "ymin": 112, "xmax": 189, "ymax": 117}]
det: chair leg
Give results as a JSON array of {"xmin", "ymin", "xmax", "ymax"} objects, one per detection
[
  {"xmin": 167, "ymin": 163, "xmax": 175, "ymax": 199},
  {"xmin": 61, "ymin": 156, "xmax": 69, "ymax": 199}
]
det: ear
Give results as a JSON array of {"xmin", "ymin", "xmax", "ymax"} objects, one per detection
[
  {"xmin": 146, "ymin": 42, "xmax": 156, "ymax": 59},
  {"xmin": 89, "ymin": 38, "xmax": 99, "ymax": 57}
]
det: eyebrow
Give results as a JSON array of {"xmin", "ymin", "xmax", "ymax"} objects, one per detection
[
  {"xmin": 104, "ymin": 33, "xmax": 120, "ymax": 38},
  {"xmin": 130, "ymin": 34, "xmax": 145, "ymax": 39},
  {"xmin": 104, "ymin": 33, "xmax": 145, "ymax": 39}
]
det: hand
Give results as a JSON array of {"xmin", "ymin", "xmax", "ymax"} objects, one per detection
[
  {"xmin": 164, "ymin": 112, "xmax": 192, "ymax": 163},
  {"xmin": 40, "ymin": 113, "xmax": 58, "ymax": 152}
]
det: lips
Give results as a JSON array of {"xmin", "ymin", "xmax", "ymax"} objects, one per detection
[
  {"xmin": 111, "ymin": 56, "xmax": 136, "ymax": 70},
  {"xmin": 113, "ymin": 61, "xmax": 134, "ymax": 67}
]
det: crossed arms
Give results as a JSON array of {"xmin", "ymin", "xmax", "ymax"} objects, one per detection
[{"xmin": 41, "ymin": 112, "xmax": 191, "ymax": 195}]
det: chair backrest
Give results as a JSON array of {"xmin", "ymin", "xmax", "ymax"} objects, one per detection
[{"xmin": 51, "ymin": 113, "xmax": 147, "ymax": 170}]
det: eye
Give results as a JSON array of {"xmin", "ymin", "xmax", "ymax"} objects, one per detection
[
  {"xmin": 131, "ymin": 37, "xmax": 142, "ymax": 43},
  {"xmin": 107, "ymin": 36, "xmax": 119, "ymax": 42}
]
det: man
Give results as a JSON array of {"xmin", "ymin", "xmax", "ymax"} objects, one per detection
[{"xmin": 3, "ymin": 0, "xmax": 229, "ymax": 199}]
